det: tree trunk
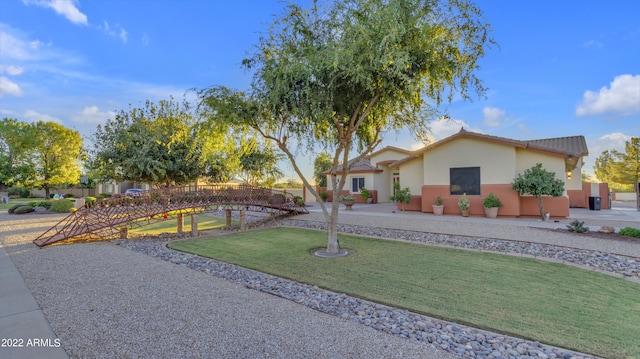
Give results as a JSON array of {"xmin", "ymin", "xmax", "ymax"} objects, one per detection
[
  {"xmin": 536, "ymin": 196, "xmax": 545, "ymax": 220},
  {"xmin": 325, "ymin": 199, "xmax": 341, "ymax": 253},
  {"xmin": 45, "ymin": 188, "xmax": 50, "ymax": 199}
]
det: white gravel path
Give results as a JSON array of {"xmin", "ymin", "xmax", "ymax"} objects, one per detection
[{"xmin": 1, "ymin": 213, "xmax": 454, "ymax": 359}]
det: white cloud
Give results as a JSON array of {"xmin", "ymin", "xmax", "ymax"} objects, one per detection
[
  {"xmin": 0, "ymin": 65, "xmax": 25, "ymax": 75},
  {"xmin": 576, "ymin": 74, "xmax": 640, "ymax": 117},
  {"xmin": 482, "ymin": 106, "xmax": 506, "ymax": 127},
  {"xmin": 22, "ymin": 0, "xmax": 88, "ymax": 25},
  {"xmin": 98, "ymin": 20, "xmax": 128, "ymax": 44},
  {"xmin": 71, "ymin": 106, "xmax": 115, "ymax": 125},
  {"xmin": 23, "ymin": 110, "xmax": 62, "ymax": 124},
  {"xmin": 431, "ymin": 117, "xmax": 484, "ymax": 140},
  {"xmin": 142, "ymin": 33, "xmax": 150, "ymax": 46},
  {"xmin": 0, "ymin": 76, "xmax": 23, "ymax": 97}
]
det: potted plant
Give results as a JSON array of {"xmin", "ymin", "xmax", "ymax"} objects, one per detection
[
  {"xmin": 339, "ymin": 194, "xmax": 356, "ymax": 210},
  {"xmin": 359, "ymin": 187, "xmax": 372, "ymax": 203},
  {"xmin": 319, "ymin": 191, "xmax": 328, "ymax": 202},
  {"xmin": 458, "ymin": 193, "xmax": 470, "ymax": 217},
  {"xmin": 432, "ymin": 195, "xmax": 444, "ymax": 215},
  {"xmin": 482, "ymin": 192, "xmax": 503, "ymax": 218}
]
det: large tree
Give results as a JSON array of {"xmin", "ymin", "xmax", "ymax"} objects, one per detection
[
  {"xmin": 512, "ymin": 163, "xmax": 565, "ymax": 220},
  {"xmin": 199, "ymin": 0, "xmax": 494, "ymax": 253},
  {"xmin": 31, "ymin": 121, "xmax": 84, "ymax": 198},
  {"xmin": 90, "ymin": 99, "xmax": 205, "ymax": 187},
  {"xmin": 594, "ymin": 137, "xmax": 640, "ymax": 192},
  {"xmin": 0, "ymin": 118, "xmax": 36, "ymax": 191}
]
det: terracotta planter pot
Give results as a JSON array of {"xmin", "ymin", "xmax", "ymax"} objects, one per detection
[
  {"xmin": 432, "ymin": 205, "xmax": 444, "ymax": 216},
  {"xmin": 484, "ymin": 206, "xmax": 499, "ymax": 218},
  {"xmin": 461, "ymin": 210, "xmax": 469, "ymax": 217}
]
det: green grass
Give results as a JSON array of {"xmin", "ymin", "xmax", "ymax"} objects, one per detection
[
  {"xmin": 169, "ymin": 227, "xmax": 640, "ymax": 359},
  {"xmin": 130, "ymin": 213, "xmax": 237, "ymax": 235},
  {"xmin": 0, "ymin": 198, "xmax": 34, "ymax": 210}
]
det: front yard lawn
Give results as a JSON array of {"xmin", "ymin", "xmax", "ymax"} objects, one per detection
[{"xmin": 169, "ymin": 227, "xmax": 640, "ymax": 359}]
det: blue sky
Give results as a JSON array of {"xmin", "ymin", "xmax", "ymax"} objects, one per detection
[{"xmin": 0, "ymin": 0, "xmax": 638, "ymax": 182}]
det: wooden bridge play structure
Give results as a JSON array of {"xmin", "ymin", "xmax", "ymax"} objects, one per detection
[{"xmin": 33, "ymin": 185, "xmax": 308, "ymax": 247}]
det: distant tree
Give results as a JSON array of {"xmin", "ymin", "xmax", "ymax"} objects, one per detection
[
  {"xmin": 594, "ymin": 137, "xmax": 640, "ymax": 192},
  {"xmin": 238, "ymin": 139, "xmax": 284, "ymax": 186},
  {"xmin": 512, "ymin": 163, "xmax": 565, "ymax": 220},
  {"xmin": 199, "ymin": 0, "xmax": 494, "ymax": 253},
  {"xmin": 0, "ymin": 118, "xmax": 36, "ymax": 191},
  {"xmin": 31, "ymin": 121, "xmax": 84, "ymax": 199},
  {"xmin": 313, "ymin": 153, "xmax": 332, "ymax": 188},
  {"xmin": 90, "ymin": 99, "xmax": 205, "ymax": 188}
]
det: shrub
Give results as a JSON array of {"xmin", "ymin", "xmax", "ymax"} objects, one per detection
[
  {"xmin": 31, "ymin": 201, "xmax": 52, "ymax": 209},
  {"xmin": 458, "ymin": 193, "xmax": 470, "ymax": 211},
  {"xmin": 294, "ymin": 195, "xmax": 304, "ymax": 206},
  {"xmin": 14, "ymin": 205, "xmax": 35, "ymax": 214},
  {"xmin": 64, "ymin": 193, "xmax": 74, "ymax": 198},
  {"xmin": 8, "ymin": 186, "xmax": 31, "ymax": 198},
  {"xmin": 51, "ymin": 199, "xmax": 73, "ymax": 213},
  {"xmin": 84, "ymin": 196, "xmax": 97, "ymax": 206},
  {"xmin": 567, "ymin": 220, "xmax": 589, "ymax": 233},
  {"xmin": 319, "ymin": 192, "xmax": 328, "ymax": 202},
  {"xmin": 99, "ymin": 193, "xmax": 110, "ymax": 198},
  {"xmin": 619, "ymin": 227, "xmax": 640, "ymax": 238},
  {"xmin": 483, "ymin": 193, "xmax": 503, "ymax": 208},
  {"xmin": 8, "ymin": 204, "xmax": 22, "ymax": 214},
  {"xmin": 359, "ymin": 187, "xmax": 371, "ymax": 200}
]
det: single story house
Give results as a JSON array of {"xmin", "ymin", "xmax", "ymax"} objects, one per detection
[{"xmin": 324, "ymin": 128, "xmax": 591, "ymax": 218}]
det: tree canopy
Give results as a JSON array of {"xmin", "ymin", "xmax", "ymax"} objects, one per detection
[
  {"xmin": 89, "ymin": 99, "xmax": 205, "ymax": 188},
  {"xmin": 0, "ymin": 118, "xmax": 36, "ymax": 191},
  {"xmin": 594, "ymin": 137, "xmax": 639, "ymax": 192},
  {"xmin": 199, "ymin": 0, "xmax": 494, "ymax": 253},
  {"xmin": 512, "ymin": 163, "xmax": 565, "ymax": 220},
  {"xmin": 32, "ymin": 121, "xmax": 84, "ymax": 198}
]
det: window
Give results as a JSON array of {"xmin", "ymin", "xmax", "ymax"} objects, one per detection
[
  {"xmin": 351, "ymin": 177, "xmax": 365, "ymax": 193},
  {"xmin": 450, "ymin": 167, "xmax": 480, "ymax": 195}
]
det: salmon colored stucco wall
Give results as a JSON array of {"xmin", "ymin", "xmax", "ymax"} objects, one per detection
[
  {"xmin": 567, "ymin": 190, "xmax": 587, "ymax": 208},
  {"xmin": 518, "ymin": 196, "xmax": 570, "ymax": 218},
  {"xmin": 421, "ymin": 184, "xmax": 521, "ymax": 217},
  {"xmin": 421, "ymin": 184, "xmax": 570, "ymax": 218},
  {"xmin": 396, "ymin": 195, "xmax": 422, "ymax": 211}
]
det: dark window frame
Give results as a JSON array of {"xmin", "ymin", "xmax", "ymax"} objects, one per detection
[
  {"xmin": 450, "ymin": 167, "xmax": 480, "ymax": 195},
  {"xmin": 351, "ymin": 177, "xmax": 365, "ymax": 193}
]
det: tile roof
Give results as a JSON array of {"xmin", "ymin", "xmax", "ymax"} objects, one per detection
[{"xmin": 322, "ymin": 156, "xmax": 382, "ymax": 175}]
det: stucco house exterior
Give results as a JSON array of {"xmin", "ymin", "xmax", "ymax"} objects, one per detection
[{"xmin": 325, "ymin": 128, "xmax": 590, "ymax": 218}]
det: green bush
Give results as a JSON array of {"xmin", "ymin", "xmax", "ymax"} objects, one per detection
[
  {"xmin": 8, "ymin": 204, "xmax": 22, "ymax": 213},
  {"xmin": 8, "ymin": 186, "xmax": 31, "ymax": 198},
  {"xmin": 14, "ymin": 205, "xmax": 35, "ymax": 214},
  {"xmin": 294, "ymin": 195, "xmax": 304, "ymax": 206},
  {"xmin": 37, "ymin": 201, "xmax": 52, "ymax": 209},
  {"xmin": 567, "ymin": 220, "xmax": 589, "ymax": 233},
  {"xmin": 64, "ymin": 193, "xmax": 74, "ymax": 199},
  {"xmin": 319, "ymin": 192, "xmax": 328, "ymax": 202},
  {"xmin": 619, "ymin": 227, "xmax": 640, "ymax": 238},
  {"xmin": 84, "ymin": 196, "xmax": 97, "ymax": 206},
  {"xmin": 482, "ymin": 193, "xmax": 503, "ymax": 208},
  {"xmin": 51, "ymin": 199, "xmax": 73, "ymax": 213}
]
